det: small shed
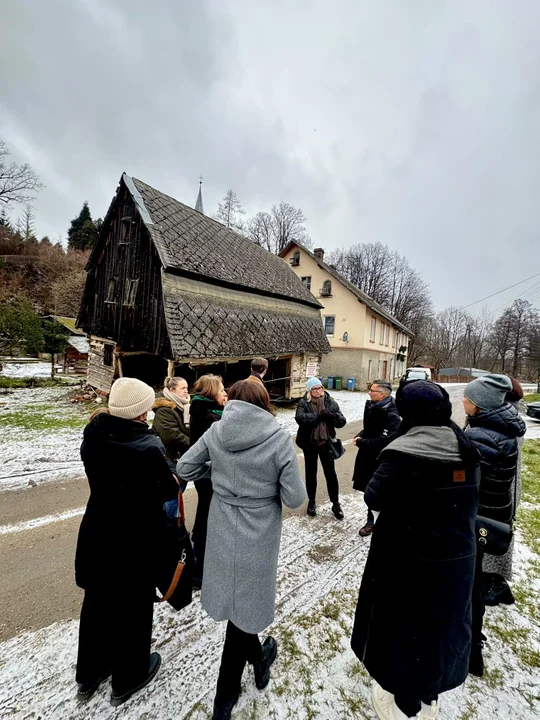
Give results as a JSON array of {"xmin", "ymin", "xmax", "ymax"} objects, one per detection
[
  {"xmin": 40, "ymin": 316, "xmax": 89, "ymax": 375},
  {"xmin": 77, "ymin": 174, "xmax": 330, "ymax": 399}
]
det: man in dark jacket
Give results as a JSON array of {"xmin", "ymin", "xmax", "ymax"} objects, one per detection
[
  {"xmin": 352, "ymin": 380, "xmax": 401, "ymax": 536},
  {"xmin": 295, "ymin": 377, "xmax": 347, "ymax": 519},
  {"xmin": 351, "ymin": 381, "xmax": 479, "ymax": 720},
  {"xmin": 75, "ymin": 377, "xmax": 178, "ymax": 707}
]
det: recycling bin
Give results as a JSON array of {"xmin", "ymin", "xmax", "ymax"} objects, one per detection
[
  {"xmin": 347, "ymin": 377, "xmax": 356, "ymax": 391},
  {"xmin": 335, "ymin": 376, "xmax": 343, "ymax": 390},
  {"xmin": 327, "ymin": 376, "xmax": 335, "ymax": 390}
]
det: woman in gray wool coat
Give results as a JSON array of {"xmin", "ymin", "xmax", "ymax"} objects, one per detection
[{"xmin": 177, "ymin": 379, "xmax": 306, "ymax": 720}]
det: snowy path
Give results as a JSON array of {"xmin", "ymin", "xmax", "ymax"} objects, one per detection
[{"xmin": 1, "ymin": 494, "xmax": 538, "ymax": 720}]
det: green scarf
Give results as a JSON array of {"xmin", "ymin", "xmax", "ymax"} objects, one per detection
[{"xmin": 192, "ymin": 394, "xmax": 224, "ymax": 418}]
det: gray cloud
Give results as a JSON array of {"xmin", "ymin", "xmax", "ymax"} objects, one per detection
[{"xmin": 1, "ymin": 0, "xmax": 539, "ymax": 312}]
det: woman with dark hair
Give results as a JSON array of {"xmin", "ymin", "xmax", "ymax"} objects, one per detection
[
  {"xmin": 351, "ymin": 380, "xmax": 480, "ymax": 720},
  {"xmin": 480, "ymin": 376, "xmax": 525, "ymax": 606},
  {"xmin": 189, "ymin": 374, "xmax": 228, "ymax": 588},
  {"xmin": 177, "ymin": 380, "xmax": 306, "ymax": 720}
]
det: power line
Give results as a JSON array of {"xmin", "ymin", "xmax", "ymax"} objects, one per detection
[
  {"xmin": 491, "ymin": 280, "xmax": 540, "ymax": 314},
  {"xmin": 462, "ymin": 270, "xmax": 540, "ymax": 309}
]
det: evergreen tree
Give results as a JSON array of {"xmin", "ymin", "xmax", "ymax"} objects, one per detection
[
  {"xmin": 68, "ymin": 202, "xmax": 98, "ymax": 250},
  {"xmin": 0, "ymin": 207, "xmax": 12, "ymax": 230},
  {"xmin": 41, "ymin": 317, "xmax": 70, "ymax": 378},
  {"xmin": 214, "ymin": 190, "xmax": 245, "ymax": 232},
  {"xmin": 0, "ymin": 298, "xmax": 43, "ymax": 356}
]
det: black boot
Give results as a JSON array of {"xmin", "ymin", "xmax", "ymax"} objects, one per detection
[
  {"xmin": 484, "ymin": 576, "xmax": 515, "ymax": 607},
  {"xmin": 469, "ymin": 643, "xmax": 484, "ymax": 677},
  {"xmin": 331, "ymin": 502, "xmax": 344, "ymax": 520},
  {"xmin": 307, "ymin": 500, "xmax": 316, "ymax": 517},
  {"xmin": 110, "ymin": 652, "xmax": 161, "ymax": 707},
  {"xmin": 212, "ymin": 691, "xmax": 240, "ymax": 720},
  {"xmin": 77, "ymin": 671, "xmax": 111, "ymax": 701},
  {"xmin": 254, "ymin": 637, "xmax": 278, "ymax": 690}
]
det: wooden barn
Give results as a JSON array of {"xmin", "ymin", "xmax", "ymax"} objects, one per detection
[{"xmin": 77, "ymin": 173, "xmax": 330, "ymax": 399}]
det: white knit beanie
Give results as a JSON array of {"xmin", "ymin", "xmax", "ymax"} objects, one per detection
[{"xmin": 108, "ymin": 377, "xmax": 155, "ymax": 420}]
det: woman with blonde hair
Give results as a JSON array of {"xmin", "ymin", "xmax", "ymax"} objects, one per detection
[{"xmin": 189, "ymin": 374, "xmax": 228, "ymax": 587}]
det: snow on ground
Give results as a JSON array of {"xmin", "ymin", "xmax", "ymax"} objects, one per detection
[
  {"xmin": 1, "ymin": 361, "xmax": 59, "ymax": 378},
  {"xmin": 1, "ymin": 491, "xmax": 539, "ymax": 720},
  {"xmin": 275, "ymin": 390, "xmax": 369, "ymax": 434},
  {"xmin": 0, "ymin": 386, "xmax": 91, "ymax": 490}
]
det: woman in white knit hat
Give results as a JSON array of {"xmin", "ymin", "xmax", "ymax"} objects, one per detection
[{"xmin": 74, "ymin": 377, "xmax": 178, "ymax": 707}]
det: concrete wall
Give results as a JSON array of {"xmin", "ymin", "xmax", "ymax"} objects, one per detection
[{"xmin": 320, "ymin": 347, "xmax": 405, "ymax": 389}]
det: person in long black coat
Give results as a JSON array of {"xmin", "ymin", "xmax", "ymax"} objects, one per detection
[
  {"xmin": 295, "ymin": 376, "xmax": 347, "ymax": 519},
  {"xmin": 189, "ymin": 374, "xmax": 228, "ymax": 587},
  {"xmin": 463, "ymin": 374, "xmax": 526, "ymax": 676},
  {"xmin": 351, "ymin": 381, "xmax": 479, "ymax": 720},
  {"xmin": 75, "ymin": 377, "xmax": 178, "ymax": 707},
  {"xmin": 352, "ymin": 380, "xmax": 401, "ymax": 536}
]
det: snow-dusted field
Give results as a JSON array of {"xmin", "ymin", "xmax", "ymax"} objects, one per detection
[
  {"xmin": 0, "ymin": 492, "xmax": 538, "ymax": 719},
  {"xmin": 1, "ymin": 361, "xmax": 59, "ymax": 378}
]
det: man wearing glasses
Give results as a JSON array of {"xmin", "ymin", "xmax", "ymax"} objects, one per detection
[{"xmin": 352, "ymin": 380, "xmax": 401, "ymax": 536}]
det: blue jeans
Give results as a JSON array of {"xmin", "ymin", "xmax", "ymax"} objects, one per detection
[{"xmin": 164, "ymin": 480, "xmax": 187, "ymax": 519}]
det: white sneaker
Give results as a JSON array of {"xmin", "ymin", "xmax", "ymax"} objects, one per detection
[
  {"xmin": 372, "ymin": 682, "xmax": 413, "ymax": 720},
  {"xmin": 419, "ymin": 700, "xmax": 439, "ymax": 719}
]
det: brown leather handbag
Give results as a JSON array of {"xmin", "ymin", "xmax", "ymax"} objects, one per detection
[{"xmin": 156, "ymin": 490, "xmax": 194, "ymax": 610}]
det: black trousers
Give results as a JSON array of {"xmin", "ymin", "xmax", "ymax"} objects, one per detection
[
  {"xmin": 216, "ymin": 622, "xmax": 263, "ymax": 699},
  {"xmin": 192, "ymin": 478, "xmax": 213, "ymax": 581},
  {"xmin": 76, "ymin": 585, "xmax": 154, "ymax": 694},
  {"xmin": 471, "ymin": 546, "xmax": 485, "ymax": 644},
  {"xmin": 395, "ymin": 694, "xmax": 438, "ymax": 717},
  {"xmin": 303, "ymin": 445, "xmax": 339, "ymax": 504}
]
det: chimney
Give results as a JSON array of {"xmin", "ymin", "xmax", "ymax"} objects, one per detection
[{"xmin": 314, "ymin": 248, "xmax": 325, "ymax": 261}]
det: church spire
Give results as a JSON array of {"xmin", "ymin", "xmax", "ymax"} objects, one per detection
[{"xmin": 195, "ymin": 174, "xmax": 204, "ymax": 214}]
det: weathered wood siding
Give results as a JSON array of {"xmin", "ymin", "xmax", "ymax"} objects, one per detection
[
  {"xmin": 87, "ymin": 338, "xmax": 116, "ymax": 392},
  {"xmin": 290, "ymin": 353, "xmax": 322, "ymax": 399},
  {"xmin": 78, "ymin": 182, "xmax": 171, "ymax": 357}
]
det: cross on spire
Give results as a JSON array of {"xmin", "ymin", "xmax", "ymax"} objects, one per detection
[{"xmin": 195, "ymin": 174, "xmax": 204, "ymax": 214}]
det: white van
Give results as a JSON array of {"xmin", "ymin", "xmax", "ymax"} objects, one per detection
[{"xmin": 404, "ymin": 367, "xmax": 432, "ymax": 382}]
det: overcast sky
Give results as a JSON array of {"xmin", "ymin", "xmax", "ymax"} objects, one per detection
[{"xmin": 1, "ymin": 0, "xmax": 540, "ymax": 313}]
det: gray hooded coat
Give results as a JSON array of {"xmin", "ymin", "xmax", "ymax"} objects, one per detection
[{"xmin": 176, "ymin": 400, "xmax": 306, "ymax": 634}]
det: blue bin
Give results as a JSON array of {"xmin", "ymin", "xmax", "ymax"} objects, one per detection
[
  {"xmin": 347, "ymin": 378, "xmax": 356, "ymax": 391},
  {"xmin": 327, "ymin": 376, "xmax": 335, "ymax": 390}
]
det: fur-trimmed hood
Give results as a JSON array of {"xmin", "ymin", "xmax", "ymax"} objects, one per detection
[{"xmin": 152, "ymin": 397, "xmax": 176, "ymax": 411}]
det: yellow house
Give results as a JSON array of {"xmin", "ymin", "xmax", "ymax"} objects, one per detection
[{"xmin": 279, "ymin": 243, "xmax": 413, "ymax": 388}]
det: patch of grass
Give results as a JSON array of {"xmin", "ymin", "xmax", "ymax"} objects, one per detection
[
  {"xmin": 0, "ymin": 376, "xmax": 79, "ymax": 389},
  {"xmin": 321, "ymin": 600, "xmax": 340, "ymax": 621},
  {"xmin": 482, "ymin": 665, "xmax": 504, "ymax": 689},
  {"xmin": 308, "ymin": 544, "xmax": 337, "ymax": 562},
  {"xmin": 458, "ymin": 699, "xmax": 479, "ymax": 720},
  {"xmin": 337, "ymin": 685, "xmax": 371, "ymax": 716},
  {"xmin": 0, "ymin": 407, "xmax": 87, "ymax": 431},
  {"xmin": 523, "ymin": 393, "xmax": 540, "ymax": 402}
]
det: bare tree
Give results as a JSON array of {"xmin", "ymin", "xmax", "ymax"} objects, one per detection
[
  {"xmin": 247, "ymin": 211, "xmax": 274, "ymax": 251},
  {"xmin": 214, "ymin": 189, "xmax": 245, "ymax": 232},
  {"xmin": 270, "ymin": 202, "xmax": 310, "ymax": 253},
  {"xmin": 0, "ymin": 141, "xmax": 43, "ymax": 207}
]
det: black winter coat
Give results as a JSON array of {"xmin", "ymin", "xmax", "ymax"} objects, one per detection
[
  {"xmin": 352, "ymin": 396, "xmax": 401, "ymax": 491},
  {"xmin": 466, "ymin": 403, "xmax": 526, "ymax": 524},
  {"xmin": 351, "ymin": 426, "xmax": 479, "ymax": 699},
  {"xmin": 75, "ymin": 412, "xmax": 178, "ymax": 591},
  {"xmin": 294, "ymin": 391, "xmax": 346, "ymax": 449},
  {"xmin": 189, "ymin": 396, "xmax": 223, "ymax": 446}
]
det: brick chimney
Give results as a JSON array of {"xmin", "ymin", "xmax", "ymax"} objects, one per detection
[{"xmin": 314, "ymin": 248, "xmax": 325, "ymax": 261}]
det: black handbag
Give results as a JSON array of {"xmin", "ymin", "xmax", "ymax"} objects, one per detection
[
  {"xmin": 156, "ymin": 490, "xmax": 194, "ymax": 611},
  {"xmin": 475, "ymin": 516, "xmax": 513, "ymax": 556},
  {"xmin": 327, "ymin": 437, "xmax": 345, "ymax": 460}
]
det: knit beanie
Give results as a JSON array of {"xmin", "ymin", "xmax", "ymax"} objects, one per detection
[
  {"xmin": 108, "ymin": 377, "xmax": 155, "ymax": 420},
  {"xmin": 464, "ymin": 374, "xmax": 512, "ymax": 411},
  {"xmin": 306, "ymin": 376, "xmax": 323, "ymax": 392},
  {"xmin": 395, "ymin": 380, "xmax": 452, "ymax": 426}
]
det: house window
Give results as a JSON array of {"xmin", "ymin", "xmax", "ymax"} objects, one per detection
[
  {"xmin": 368, "ymin": 359, "xmax": 373, "ymax": 381},
  {"xmin": 105, "ymin": 278, "xmax": 116, "ymax": 303},
  {"xmin": 291, "ymin": 250, "xmax": 300, "ymax": 266},
  {"xmin": 103, "ymin": 344, "xmax": 114, "ymax": 367},
  {"xmin": 320, "ymin": 280, "xmax": 332, "ymax": 297},
  {"xmin": 324, "ymin": 315, "xmax": 335, "ymax": 336},
  {"xmin": 370, "ymin": 317, "xmax": 376, "ymax": 342},
  {"xmin": 119, "ymin": 216, "xmax": 132, "ymax": 244},
  {"xmin": 379, "ymin": 322, "xmax": 385, "ymax": 344},
  {"xmin": 123, "ymin": 279, "xmax": 139, "ymax": 307},
  {"xmin": 301, "ymin": 276, "xmax": 312, "ymax": 291},
  {"xmin": 385, "ymin": 326, "xmax": 390, "ymax": 346}
]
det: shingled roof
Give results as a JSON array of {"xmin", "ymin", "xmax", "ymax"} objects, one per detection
[
  {"xmin": 125, "ymin": 175, "xmax": 320, "ymax": 308},
  {"xmin": 162, "ymin": 274, "xmax": 330, "ymax": 360},
  {"xmin": 280, "ymin": 242, "xmax": 414, "ymax": 336}
]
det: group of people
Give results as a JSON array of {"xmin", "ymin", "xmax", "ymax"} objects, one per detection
[{"xmin": 73, "ymin": 358, "xmax": 526, "ymax": 720}]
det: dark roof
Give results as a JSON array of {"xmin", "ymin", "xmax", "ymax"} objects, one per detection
[
  {"xmin": 280, "ymin": 242, "xmax": 414, "ymax": 336},
  {"xmin": 126, "ymin": 175, "xmax": 320, "ymax": 308},
  {"xmin": 162, "ymin": 273, "xmax": 330, "ymax": 360}
]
